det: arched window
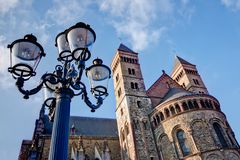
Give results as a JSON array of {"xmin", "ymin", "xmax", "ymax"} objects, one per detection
[
  {"xmin": 205, "ymin": 100, "xmax": 211, "ymax": 108},
  {"xmin": 170, "ymin": 106, "xmax": 176, "ymax": 115},
  {"xmin": 208, "ymin": 100, "xmax": 214, "ymax": 109},
  {"xmin": 177, "ymin": 130, "xmax": 191, "ymax": 156},
  {"xmin": 153, "ymin": 117, "xmax": 157, "ymax": 126},
  {"xmin": 200, "ymin": 100, "xmax": 206, "ymax": 108},
  {"xmin": 213, "ymin": 123, "xmax": 228, "ymax": 148},
  {"xmin": 188, "ymin": 101, "xmax": 194, "ymax": 109},
  {"xmin": 214, "ymin": 102, "xmax": 221, "ymax": 110},
  {"xmin": 160, "ymin": 112, "xmax": 164, "ymax": 121},
  {"xmin": 132, "ymin": 69, "xmax": 135, "ymax": 75},
  {"xmin": 136, "ymin": 100, "xmax": 141, "ymax": 108},
  {"xmin": 120, "ymin": 108, "xmax": 123, "ymax": 116},
  {"xmin": 156, "ymin": 114, "xmax": 160, "ymax": 123},
  {"xmin": 182, "ymin": 102, "xmax": 189, "ymax": 111},
  {"xmin": 117, "ymin": 88, "xmax": 122, "ymax": 97},
  {"xmin": 165, "ymin": 108, "xmax": 170, "ymax": 118},
  {"xmin": 135, "ymin": 83, "xmax": 138, "ymax": 89},
  {"xmin": 128, "ymin": 68, "xmax": 131, "ymax": 74},
  {"xmin": 120, "ymin": 56, "xmax": 124, "ymax": 61},
  {"xmin": 116, "ymin": 73, "xmax": 119, "ymax": 82},
  {"xmin": 182, "ymin": 83, "xmax": 186, "ymax": 88},
  {"xmin": 193, "ymin": 100, "xmax": 199, "ymax": 109},
  {"xmin": 175, "ymin": 104, "xmax": 181, "ymax": 113},
  {"xmin": 135, "ymin": 59, "xmax": 138, "ymax": 64},
  {"xmin": 131, "ymin": 82, "xmax": 134, "ymax": 89}
]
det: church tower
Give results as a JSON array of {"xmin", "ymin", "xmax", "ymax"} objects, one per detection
[
  {"xmin": 171, "ymin": 56, "xmax": 208, "ymax": 94},
  {"xmin": 111, "ymin": 44, "xmax": 159, "ymax": 160}
]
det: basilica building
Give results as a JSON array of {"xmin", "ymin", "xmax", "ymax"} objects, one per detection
[{"xmin": 19, "ymin": 44, "xmax": 240, "ymax": 160}]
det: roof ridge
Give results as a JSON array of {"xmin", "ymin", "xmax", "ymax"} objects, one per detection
[
  {"xmin": 147, "ymin": 70, "xmax": 167, "ymax": 93},
  {"xmin": 69, "ymin": 116, "xmax": 116, "ymax": 120}
]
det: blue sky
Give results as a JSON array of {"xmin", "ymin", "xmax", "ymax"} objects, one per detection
[{"xmin": 0, "ymin": 0, "xmax": 240, "ymax": 159}]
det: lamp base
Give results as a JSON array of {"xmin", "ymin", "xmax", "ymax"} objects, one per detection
[{"xmin": 8, "ymin": 63, "xmax": 36, "ymax": 79}]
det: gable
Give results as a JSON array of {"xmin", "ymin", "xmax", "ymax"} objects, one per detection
[{"xmin": 147, "ymin": 71, "xmax": 183, "ymax": 107}]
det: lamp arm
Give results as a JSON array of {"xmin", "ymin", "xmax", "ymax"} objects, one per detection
[
  {"xmin": 15, "ymin": 77, "xmax": 44, "ymax": 99},
  {"xmin": 82, "ymin": 89, "xmax": 103, "ymax": 112},
  {"xmin": 15, "ymin": 72, "xmax": 59, "ymax": 99},
  {"xmin": 76, "ymin": 60, "xmax": 85, "ymax": 82}
]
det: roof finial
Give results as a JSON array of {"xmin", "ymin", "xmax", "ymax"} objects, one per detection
[{"xmin": 162, "ymin": 70, "xmax": 165, "ymax": 74}]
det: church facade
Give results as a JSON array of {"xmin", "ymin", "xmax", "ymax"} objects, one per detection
[
  {"xmin": 111, "ymin": 44, "xmax": 240, "ymax": 160},
  {"xmin": 19, "ymin": 44, "xmax": 240, "ymax": 160}
]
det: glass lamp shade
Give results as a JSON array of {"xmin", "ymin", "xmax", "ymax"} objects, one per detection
[
  {"xmin": 86, "ymin": 58, "xmax": 111, "ymax": 97},
  {"xmin": 66, "ymin": 22, "xmax": 96, "ymax": 61},
  {"xmin": 55, "ymin": 31, "xmax": 71, "ymax": 62},
  {"xmin": 43, "ymin": 85, "xmax": 55, "ymax": 107},
  {"xmin": 8, "ymin": 34, "xmax": 45, "ymax": 78}
]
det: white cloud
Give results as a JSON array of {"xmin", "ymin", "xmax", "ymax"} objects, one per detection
[
  {"xmin": 0, "ymin": 35, "xmax": 14, "ymax": 89},
  {"xmin": 99, "ymin": 0, "xmax": 194, "ymax": 51},
  {"xmin": 99, "ymin": 0, "xmax": 172, "ymax": 51},
  {"xmin": 0, "ymin": 0, "xmax": 19, "ymax": 15},
  {"xmin": 177, "ymin": 0, "xmax": 195, "ymax": 23},
  {"xmin": 221, "ymin": 0, "xmax": 240, "ymax": 10},
  {"xmin": 113, "ymin": 20, "xmax": 167, "ymax": 51},
  {"xmin": 46, "ymin": 0, "xmax": 92, "ymax": 27}
]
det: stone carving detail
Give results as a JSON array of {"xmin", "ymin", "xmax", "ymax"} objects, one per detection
[
  {"xmin": 206, "ymin": 154, "xmax": 223, "ymax": 160},
  {"xmin": 191, "ymin": 121, "xmax": 216, "ymax": 151},
  {"xmin": 159, "ymin": 135, "xmax": 177, "ymax": 160}
]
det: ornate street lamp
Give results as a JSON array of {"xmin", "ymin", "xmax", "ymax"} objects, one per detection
[
  {"xmin": 86, "ymin": 58, "xmax": 111, "ymax": 98},
  {"xmin": 8, "ymin": 34, "xmax": 45, "ymax": 80},
  {"xmin": 7, "ymin": 22, "xmax": 111, "ymax": 160}
]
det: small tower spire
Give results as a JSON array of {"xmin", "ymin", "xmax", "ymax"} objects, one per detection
[
  {"xmin": 77, "ymin": 136, "xmax": 85, "ymax": 160},
  {"xmin": 102, "ymin": 141, "xmax": 111, "ymax": 160},
  {"xmin": 70, "ymin": 124, "xmax": 76, "ymax": 135},
  {"xmin": 39, "ymin": 104, "xmax": 45, "ymax": 119}
]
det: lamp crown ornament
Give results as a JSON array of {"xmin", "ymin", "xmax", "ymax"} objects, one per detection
[
  {"xmin": 93, "ymin": 58, "xmax": 103, "ymax": 65},
  {"xmin": 24, "ymin": 34, "xmax": 37, "ymax": 42}
]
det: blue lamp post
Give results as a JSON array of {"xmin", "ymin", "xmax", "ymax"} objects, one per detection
[{"xmin": 7, "ymin": 22, "xmax": 111, "ymax": 160}]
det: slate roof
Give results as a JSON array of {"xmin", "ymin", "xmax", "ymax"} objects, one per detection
[
  {"xmin": 43, "ymin": 116, "xmax": 118, "ymax": 137},
  {"xmin": 172, "ymin": 56, "xmax": 195, "ymax": 75},
  {"xmin": 118, "ymin": 43, "xmax": 136, "ymax": 54},
  {"xmin": 175, "ymin": 56, "xmax": 194, "ymax": 66},
  {"xmin": 160, "ymin": 87, "xmax": 193, "ymax": 104}
]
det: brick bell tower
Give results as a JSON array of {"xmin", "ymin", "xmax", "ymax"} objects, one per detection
[
  {"xmin": 111, "ymin": 44, "xmax": 159, "ymax": 160},
  {"xmin": 171, "ymin": 56, "xmax": 209, "ymax": 94}
]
